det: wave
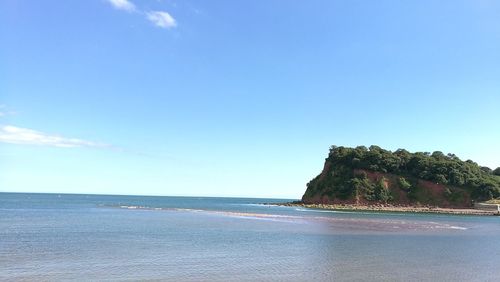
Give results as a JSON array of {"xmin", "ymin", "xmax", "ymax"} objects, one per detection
[
  {"xmin": 447, "ymin": 226, "xmax": 468, "ymax": 230},
  {"xmin": 294, "ymin": 207, "xmax": 404, "ymax": 216},
  {"xmin": 295, "ymin": 207, "xmax": 359, "ymax": 214},
  {"xmin": 119, "ymin": 205, "xmax": 146, "ymax": 209},
  {"xmin": 117, "ymin": 205, "xmax": 206, "ymax": 213},
  {"xmin": 113, "ymin": 205, "xmax": 468, "ymax": 231}
]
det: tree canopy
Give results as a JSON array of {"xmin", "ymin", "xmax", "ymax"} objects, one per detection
[{"xmin": 324, "ymin": 145, "xmax": 500, "ymax": 201}]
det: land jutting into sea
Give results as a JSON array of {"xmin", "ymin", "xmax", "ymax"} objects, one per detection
[{"xmin": 289, "ymin": 145, "xmax": 500, "ymax": 216}]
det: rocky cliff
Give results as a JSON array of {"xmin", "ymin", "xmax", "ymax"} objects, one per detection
[{"xmin": 302, "ymin": 145, "xmax": 500, "ymax": 207}]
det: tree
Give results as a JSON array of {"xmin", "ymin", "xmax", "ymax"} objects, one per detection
[
  {"xmin": 493, "ymin": 167, "xmax": 500, "ymax": 176},
  {"xmin": 480, "ymin": 166, "xmax": 492, "ymax": 174},
  {"xmin": 395, "ymin": 149, "xmax": 411, "ymax": 170},
  {"xmin": 434, "ymin": 174, "xmax": 448, "ymax": 184},
  {"xmin": 374, "ymin": 177, "xmax": 392, "ymax": 203},
  {"xmin": 431, "ymin": 151, "xmax": 446, "ymax": 160},
  {"xmin": 398, "ymin": 177, "xmax": 412, "ymax": 191}
]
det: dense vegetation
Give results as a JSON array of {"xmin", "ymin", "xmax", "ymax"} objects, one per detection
[{"xmin": 303, "ymin": 145, "xmax": 500, "ymax": 205}]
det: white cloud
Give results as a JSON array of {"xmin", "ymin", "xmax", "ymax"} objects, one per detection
[
  {"xmin": 105, "ymin": 1, "xmax": 177, "ymax": 30},
  {"xmin": 107, "ymin": 0, "xmax": 136, "ymax": 12},
  {"xmin": 0, "ymin": 125, "xmax": 109, "ymax": 148},
  {"xmin": 146, "ymin": 11, "xmax": 177, "ymax": 29}
]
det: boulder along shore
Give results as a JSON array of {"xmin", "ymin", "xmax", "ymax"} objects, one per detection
[{"xmin": 271, "ymin": 202, "xmax": 500, "ymax": 216}]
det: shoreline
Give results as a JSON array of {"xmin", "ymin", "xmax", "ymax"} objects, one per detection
[{"xmin": 272, "ymin": 202, "xmax": 500, "ymax": 216}]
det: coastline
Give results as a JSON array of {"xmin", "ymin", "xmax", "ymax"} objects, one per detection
[{"xmin": 273, "ymin": 202, "xmax": 500, "ymax": 216}]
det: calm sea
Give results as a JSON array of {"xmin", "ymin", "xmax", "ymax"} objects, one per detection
[{"xmin": 1, "ymin": 193, "xmax": 499, "ymax": 281}]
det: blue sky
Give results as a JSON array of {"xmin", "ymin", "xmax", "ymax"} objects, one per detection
[{"xmin": 1, "ymin": 0, "xmax": 499, "ymax": 198}]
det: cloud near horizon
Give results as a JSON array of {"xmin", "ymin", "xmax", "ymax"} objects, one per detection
[
  {"xmin": 0, "ymin": 125, "xmax": 109, "ymax": 148},
  {"xmin": 106, "ymin": 0, "xmax": 177, "ymax": 29}
]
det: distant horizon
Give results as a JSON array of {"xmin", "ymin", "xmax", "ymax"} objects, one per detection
[
  {"xmin": 2, "ymin": 0, "xmax": 499, "ymax": 198},
  {"xmin": 0, "ymin": 191, "xmax": 298, "ymax": 200}
]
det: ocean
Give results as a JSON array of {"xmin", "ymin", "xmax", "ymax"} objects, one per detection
[{"xmin": 1, "ymin": 193, "xmax": 499, "ymax": 281}]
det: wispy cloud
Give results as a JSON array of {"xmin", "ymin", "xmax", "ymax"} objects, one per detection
[
  {"xmin": 146, "ymin": 11, "xmax": 177, "ymax": 29},
  {"xmin": 105, "ymin": 0, "xmax": 177, "ymax": 29},
  {"xmin": 107, "ymin": 0, "xmax": 136, "ymax": 12},
  {"xmin": 0, "ymin": 125, "xmax": 109, "ymax": 148}
]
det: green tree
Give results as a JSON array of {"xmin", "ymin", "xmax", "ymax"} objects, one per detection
[
  {"xmin": 493, "ymin": 167, "xmax": 500, "ymax": 176},
  {"xmin": 398, "ymin": 177, "xmax": 412, "ymax": 191},
  {"xmin": 374, "ymin": 177, "xmax": 392, "ymax": 203},
  {"xmin": 480, "ymin": 166, "xmax": 492, "ymax": 174},
  {"xmin": 434, "ymin": 174, "xmax": 448, "ymax": 184}
]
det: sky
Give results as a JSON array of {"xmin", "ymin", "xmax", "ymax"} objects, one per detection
[{"xmin": 1, "ymin": 0, "xmax": 499, "ymax": 199}]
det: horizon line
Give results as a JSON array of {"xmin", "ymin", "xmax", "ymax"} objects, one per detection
[{"xmin": 0, "ymin": 191, "xmax": 299, "ymax": 200}]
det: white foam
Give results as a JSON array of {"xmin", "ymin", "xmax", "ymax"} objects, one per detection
[
  {"xmin": 173, "ymin": 208, "xmax": 204, "ymax": 213},
  {"xmin": 114, "ymin": 205, "xmax": 469, "ymax": 231},
  {"xmin": 294, "ymin": 207, "xmax": 400, "ymax": 216},
  {"xmin": 439, "ymin": 224, "xmax": 468, "ymax": 230},
  {"xmin": 234, "ymin": 203, "xmax": 265, "ymax": 207}
]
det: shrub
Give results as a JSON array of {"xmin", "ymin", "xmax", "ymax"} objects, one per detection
[{"xmin": 398, "ymin": 177, "xmax": 412, "ymax": 191}]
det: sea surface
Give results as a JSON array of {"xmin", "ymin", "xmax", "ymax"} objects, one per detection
[{"xmin": 1, "ymin": 193, "xmax": 499, "ymax": 281}]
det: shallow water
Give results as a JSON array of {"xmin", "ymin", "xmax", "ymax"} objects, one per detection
[{"xmin": 1, "ymin": 193, "xmax": 499, "ymax": 281}]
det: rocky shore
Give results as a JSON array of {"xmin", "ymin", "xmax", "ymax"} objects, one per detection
[{"xmin": 272, "ymin": 202, "xmax": 500, "ymax": 216}]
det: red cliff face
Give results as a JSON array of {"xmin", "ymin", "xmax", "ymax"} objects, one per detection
[{"xmin": 302, "ymin": 164, "xmax": 472, "ymax": 208}]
